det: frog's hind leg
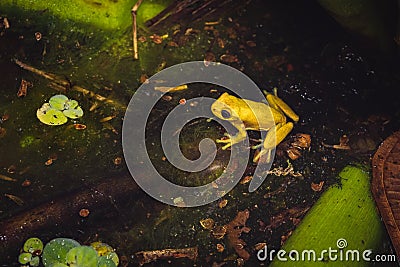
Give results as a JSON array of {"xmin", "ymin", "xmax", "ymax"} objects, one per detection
[
  {"xmin": 265, "ymin": 122, "xmax": 294, "ymax": 149},
  {"xmin": 264, "ymin": 89, "xmax": 299, "ymax": 122},
  {"xmin": 253, "ymin": 122, "xmax": 294, "ymax": 163}
]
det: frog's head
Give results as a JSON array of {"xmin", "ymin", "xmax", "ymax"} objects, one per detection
[{"xmin": 211, "ymin": 92, "xmax": 240, "ymax": 122}]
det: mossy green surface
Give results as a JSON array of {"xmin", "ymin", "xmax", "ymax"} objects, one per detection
[
  {"xmin": 0, "ymin": 0, "xmax": 132, "ymax": 30},
  {"xmin": 0, "ymin": 0, "xmax": 172, "ymax": 30}
]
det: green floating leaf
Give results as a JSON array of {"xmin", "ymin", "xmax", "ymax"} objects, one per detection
[
  {"xmin": 18, "ymin": 252, "xmax": 32, "ymax": 264},
  {"xmin": 48, "ymin": 263, "xmax": 68, "ymax": 267},
  {"xmin": 30, "ymin": 256, "xmax": 40, "ymax": 267},
  {"xmin": 38, "ymin": 95, "xmax": 84, "ymax": 125},
  {"xmin": 49, "ymin": 94, "xmax": 69, "ymax": 110},
  {"xmin": 64, "ymin": 99, "xmax": 79, "ymax": 109},
  {"xmin": 23, "ymin": 237, "xmax": 44, "ymax": 255},
  {"xmin": 42, "ymin": 238, "xmax": 80, "ymax": 267},
  {"xmin": 91, "ymin": 242, "xmax": 119, "ymax": 266},
  {"xmin": 97, "ymin": 256, "xmax": 117, "ymax": 267},
  {"xmin": 36, "ymin": 103, "xmax": 68, "ymax": 126},
  {"xmin": 63, "ymin": 106, "xmax": 83, "ymax": 119},
  {"xmin": 65, "ymin": 246, "xmax": 98, "ymax": 267}
]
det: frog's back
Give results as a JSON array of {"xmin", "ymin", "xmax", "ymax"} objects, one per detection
[{"xmin": 242, "ymin": 99, "xmax": 278, "ymax": 130}]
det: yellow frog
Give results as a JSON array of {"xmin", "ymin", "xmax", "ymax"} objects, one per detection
[{"xmin": 211, "ymin": 89, "xmax": 299, "ymax": 162}]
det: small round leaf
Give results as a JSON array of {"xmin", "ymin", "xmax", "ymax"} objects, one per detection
[
  {"xmin": 63, "ymin": 106, "xmax": 83, "ymax": 119},
  {"xmin": 30, "ymin": 256, "xmax": 40, "ymax": 267},
  {"xmin": 64, "ymin": 99, "xmax": 79, "ymax": 109},
  {"xmin": 49, "ymin": 94, "xmax": 69, "ymax": 110},
  {"xmin": 18, "ymin": 252, "xmax": 32, "ymax": 264},
  {"xmin": 42, "ymin": 238, "xmax": 80, "ymax": 266},
  {"xmin": 97, "ymin": 256, "xmax": 117, "ymax": 267},
  {"xmin": 37, "ymin": 103, "xmax": 68, "ymax": 126},
  {"xmin": 65, "ymin": 246, "xmax": 98, "ymax": 267},
  {"xmin": 23, "ymin": 237, "xmax": 43, "ymax": 255}
]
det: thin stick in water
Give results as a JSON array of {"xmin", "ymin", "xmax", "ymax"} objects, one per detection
[{"xmin": 132, "ymin": 0, "xmax": 144, "ymax": 60}]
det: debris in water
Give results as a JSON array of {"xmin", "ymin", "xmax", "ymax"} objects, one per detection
[
  {"xmin": 7, "ymin": 165, "xmax": 16, "ymax": 174},
  {"xmin": 44, "ymin": 158, "xmax": 54, "ymax": 166},
  {"xmin": 220, "ymin": 54, "xmax": 238, "ymax": 63},
  {"xmin": 278, "ymin": 133, "xmax": 311, "ymax": 160},
  {"xmin": 225, "ymin": 209, "xmax": 251, "ymax": 260},
  {"xmin": 254, "ymin": 242, "xmax": 267, "ymax": 251},
  {"xmin": 211, "ymin": 225, "xmax": 227, "ymax": 240},
  {"xmin": 154, "ymin": 84, "xmax": 188, "ymax": 93},
  {"xmin": 0, "ymin": 127, "xmax": 6, "ymax": 138},
  {"xmin": 21, "ymin": 179, "xmax": 31, "ymax": 187},
  {"xmin": 1, "ymin": 113, "xmax": 9, "ymax": 122},
  {"xmin": 4, "ymin": 193, "xmax": 24, "ymax": 205},
  {"xmin": 0, "ymin": 174, "xmax": 17, "ymax": 182},
  {"xmin": 204, "ymin": 51, "xmax": 216, "ymax": 66},
  {"xmin": 240, "ymin": 175, "xmax": 253, "ymax": 184},
  {"xmin": 135, "ymin": 247, "xmax": 198, "ymax": 266},
  {"xmin": 17, "ymin": 79, "xmax": 32, "ymax": 97},
  {"xmin": 246, "ymin": 40, "xmax": 256, "ymax": 47},
  {"xmin": 266, "ymin": 160, "xmax": 302, "ymax": 177},
  {"xmin": 200, "ymin": 218, "xmax": 215, "ymax": 230},
  {"xmin": 311, "ymin": 181, "xmax": 324, "ymax": 192},
  {"xmin": 139, "ymin": 74, "xmax": 148, "ymax": 83},
  {"xmin": 103, "ymin": 122, "xmax": 118, "ymax": 134},
  {"xmin": 322, "ymin": 134, "xmax": 350, "ymax": 150},
  {"xmin": 79, "ymin": 208, "xmax": 90, "ymax": 218},
  {"xmin": 218, "ymin": 199, "xmax": 228, "ymax": 208},
  {"xmin": 149, "ymin": 34, "xmax": 163, "ymax": 44},
  {"xmin": 99, "ymin": 115, "xmax": 116, "ymax": 123},
  {"xmin": 89, "ymin": 102, "xmax": 99, "ymax": 111},
  {"xmin": 162, "ymin": 95, "xmax": 172, "ymax": 102},
  {"xmin": 216, "ymin": 243, "xmax": 224, "ymax": 253},
  {"xmin": 113, "ymin": 157, "xmax": 122, "ymax": 165},
  {"xmin": 3, "ymin": 17, "xmax": 10, "ymax": 29},
  {"xmin": 34, "ymin": 32, "xmax": 42, "ymax": 41}
]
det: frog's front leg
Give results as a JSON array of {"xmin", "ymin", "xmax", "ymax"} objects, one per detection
[
  {"xmin": 253, "ymin": 122, "xmax": 294, "ymax": 162},
  {"xmin": 216, "ymin": 122, "xmax": 247, "ymax": 150}
]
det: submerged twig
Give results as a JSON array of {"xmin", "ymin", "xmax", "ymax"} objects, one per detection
[
  {"xmin": 131, "ymin": 0, "xmax": 144, "ymax": 60},
  {"xmin": 135, "ymin": 247, "xmax": 198, "ymax": 266},
  {"xmin": 14, "ymin": 59, "xmax": 126, "ymax": 110},
  {"xmin": 0, "ymin": 174, "xmax": 17, "ymax": 182},
  {"xmin": 14, "ymin": 59, "xmax": 70, "ymax": 91},
  {"xmin": 4, "ymin": 194, "xmax": 24, "ymax": 206},
  {"xmin": 72, "ymin": 85, "xmax": 126, "ymax": 110}
]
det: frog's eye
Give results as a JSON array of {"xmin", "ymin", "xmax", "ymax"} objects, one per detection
[{"xmin": 221, "ymin": 109, "xmax": 231, "ymax": 119}]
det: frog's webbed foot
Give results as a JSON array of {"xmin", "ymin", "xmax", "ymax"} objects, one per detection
[
  {"xmin": 216, "ymin": 133, "xmax": 234, "ymax": 150},
  {"xmin": 253, "ymin": 148, "xmax": 272, "ymax": 163},
  {"xmin": 251, "ymin": 139, "xmax": 263, "ymax": 150},
  {"xmin": 253, "ymin": 122, "xmax": 294, "ymax": 163},
  {"xmin": 216, "ymin": 132, "xmax": 246, "ymax": 150}
]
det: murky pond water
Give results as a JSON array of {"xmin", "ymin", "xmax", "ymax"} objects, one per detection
[{"xmin": 1, "ymin": 0, "xmax": 400, "ymax": 266}]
